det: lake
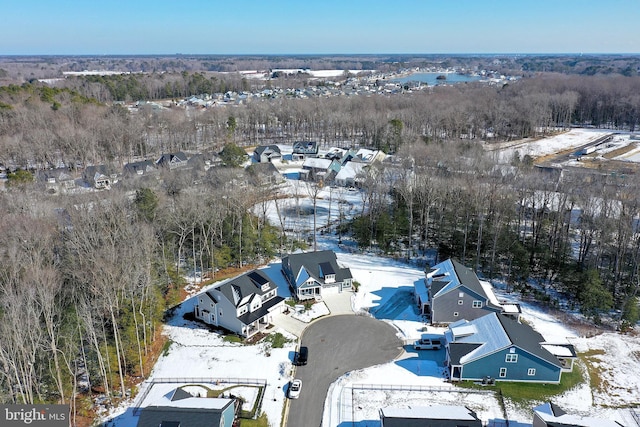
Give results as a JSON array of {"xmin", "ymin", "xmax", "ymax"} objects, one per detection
[{"xmin": 391, "ymin": 72, "xmax": 483, "ymax": 85}]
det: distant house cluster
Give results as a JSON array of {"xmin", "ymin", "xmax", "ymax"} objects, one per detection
[{"xmin": 32, "ymin": 139, "xmax": 390, "ymax": 194}]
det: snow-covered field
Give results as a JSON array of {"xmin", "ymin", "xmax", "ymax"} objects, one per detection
[
  {"xmin": 491, "ymin": 128, "xmax": 613, "ymax": 163},
  {"xmin": 103, "ymin": 132, "xmax": 640, "ymax": 427},
  {"xmin": 104, "ymin": 245, "xmax": 640, "ymax": 427}
]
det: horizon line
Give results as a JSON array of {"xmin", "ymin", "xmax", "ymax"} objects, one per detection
[{"xmin": 2, "ymin": 52, "xmax": 640, "ymax": 58}]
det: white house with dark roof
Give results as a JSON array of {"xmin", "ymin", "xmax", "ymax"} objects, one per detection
[
  {"xmin": 414, "ymin": 258, "xmax": 521, "ymax": 324},
  {"xmin": 194, "ymin": 269, "xmax": 285, "ymax": 338},
  {"xmin": 281, "ymin": 250, "xmax": 353, "ymax": 300},
  {"xmin": 445, "ymin": 312, "xmax": 576, "ymax": 384},
  {"xmin": 252, "ymin": 144, "xmax": 282, "ymax": 163}
]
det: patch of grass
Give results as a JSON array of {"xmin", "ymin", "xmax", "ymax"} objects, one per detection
[
  {"xmin": 161, "ymin": 339, "xmax": 173, "ymax": 357},
  {"xmin": 223, "ymin": 334, "xmax": 244, "ymax": 344},
  {"xmin": 580, "ymin": 349, "xmax": 606, "ymax": 393},
  {"xmin": 264, "ymin": 332, "xmax": 293, "ymax": 349},
  {"xmin": 237, "ymin": 413, "xmax": 269, "ymax": 427},
  {"xmin": 457, "ymin": 365, "xmax": 584, "ymax": 404}
]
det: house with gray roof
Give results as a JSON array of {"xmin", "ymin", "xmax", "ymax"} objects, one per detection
[
  {"xmin": 194, "ymin": 269, "xmax": 285, "ymax": 338},
  {"xmin": 281, "ymin": 250, "xmax": 353, "ymax": 300},
  {"xmin": 445, "ymin": 312, "xmax": 576, "ymax": 384},
  {"xmin": 253, "ymin": 145, "xmax": 282, "ymax": 163},
  {"xmin": 137, "ymin": 387, "xmax": 235, "ymax": 427},
  {"xmin": 379, "ymin": 405, "xmax": 482, "ymax": 427},
  {"xmin": 415, "ymin": 258, "xmax": 521, "ymax": 325},
  {"xmin": 292, "ymin": 140, "xmax": 319, "ymax": 160},
  {"xmin": 36, "ymin": 167, "xmax": 76, "ymax": 191},
  {"xmin": 123, "ymin": 160, "xmax": 157, "ymax": 177},
  {"xmin": 156, "ymin": 152, "xmax": 189, "ymax": 169},
  {"xmin": 82, "ymin": 165, "xmax": 118, "ymax": 189},
  {"xmin": 532, "ymin": 401, "xmax": 625, "ymax": 427}
]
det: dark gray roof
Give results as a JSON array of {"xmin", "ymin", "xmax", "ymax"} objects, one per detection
[
  {"xmin": 124, "ymin": 160, "xmax": 156, "ymax": 174},
  {"xmin": 283, "ymin": 250, "xmax": 352, "ymax": 288},
  {"xmin": 169, "ymin": 388, "xmax": 192, "ymax": 401},
  {"xmin": 137, "ymin": 404, "xmax": 232, "ymax": 427},
  {"xmin": 216, "ymin": 270, "xmax": 278, "ymax": 308},
  {"xmin": 448, "ymin": 343, "xmax": 482, "ymax": 365},
  {"xmin": 496, "ymin": 314, "xmax": 562, "ymax": 367},
  {"xmin": 237, "ymin": 296, "xmax": 285, "ymax": 326},
  {"xmin": 254, "ymin": 145, "xmax": 281, "ymax": 156},
  {"xmin": 156, "ymin": 152, "xmax": 188, "ymax": 166}
]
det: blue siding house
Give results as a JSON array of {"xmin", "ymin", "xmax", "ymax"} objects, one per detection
[{"xmin": 445, "ymin": 313, "xmax": 575, "ymax": 384}]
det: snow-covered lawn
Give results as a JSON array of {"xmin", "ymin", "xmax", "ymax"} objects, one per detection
[
  {"xmin": 104, "ymin": 236, "xmax": 640, "ymax": 427},
  {"xmin": 103, "ymin": 149, "xmax": 640, "ymax": 426}
]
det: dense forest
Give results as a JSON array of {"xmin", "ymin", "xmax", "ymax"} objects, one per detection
[{"xmin": 1, "ymin": 56, "xmax": 640, "ymax": 423}]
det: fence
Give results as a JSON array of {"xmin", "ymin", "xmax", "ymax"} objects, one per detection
[
  {"xmin": 132, "ymin": 377, "xmax": 267, "ymax": 416},
  {"xmin": 352, "ymin": 383, "xmax": 494, "ymax": 394}
]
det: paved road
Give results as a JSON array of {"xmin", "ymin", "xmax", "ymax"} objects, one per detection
[{"xmin": 286, "ymin": 315, "xmax": 403, "ymax": 427}]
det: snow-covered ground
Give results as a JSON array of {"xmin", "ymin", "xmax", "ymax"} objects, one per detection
[
  {"xmin": 103, "ymin": 132, "xmax": 640, "ymax": 427},
  {"xmin": 491, "ymin": 128, "xmax": 613, "ymax": 163},
  {"xmin": 103, "ymin": 245, "xmax": 640, "ymax": 427}
]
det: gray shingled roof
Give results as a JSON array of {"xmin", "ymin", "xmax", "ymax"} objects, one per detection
[
  {"xmin": 283, "ymin": 250, "xmax": 352, "ymax": 288},
  {"xmin": 216, "ymin": 270, "xmax": 277, "ymax": 308},
  {"xmin": 496, "ymin": 314, "xmax": 562, "ymax": 367}
]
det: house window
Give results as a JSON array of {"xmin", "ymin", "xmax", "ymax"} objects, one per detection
[
  {"xmin": 528, "ymin": 368, "xmax": 536, "ymax": 376},
  {"xmin": 458, "ymin": 292, "xmax": 464, "ymax": 298},
  {"xmin": 453, "ymin": 312, "xmax": 459, "ymax": 317},
  {"xmin": 499, "ymin": 368, "xmax": 507, "ymax": 378},
  {"xmin": 458, "ymin": 300, "xmax": 464, "ymax": 305},
  {"xmin": 472, "ymin": 300, "xmax": 483, "ymax": 308},
  {"xmin": 505, "ymin": 354, "xmax": 518, "ymax": 363}
]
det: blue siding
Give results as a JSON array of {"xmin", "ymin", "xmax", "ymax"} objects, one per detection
[
  {"xmin": 221, "ymin": 404, "xmax": 235, "ymax": 427},
  {"xmin": 461, "ymin": 347, "xmax": 562, "ymax": 383}
]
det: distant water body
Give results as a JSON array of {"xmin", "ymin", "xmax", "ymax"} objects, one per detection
[{"xmin": 391, "ymin": 72, "xmax": 483, "ymax": 85}]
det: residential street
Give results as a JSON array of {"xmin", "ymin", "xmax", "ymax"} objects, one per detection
[{"xmin": 286, "ymin": 315, "xmax": 403, "ymax": 427}]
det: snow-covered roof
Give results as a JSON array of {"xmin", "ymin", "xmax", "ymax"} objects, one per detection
[
  {"xmin": 150, "ymin": 388, "xmax": 233, "ymax": 410},
  {"xmin": 302, "ymin": 157, "xmax": 332, "ymax": 169},
  {"xmin": 541, "ymin": 344, "xmax": 576, "ymax": 358},
  {"xmin": 380, "ymin": 405, "xmax": 479, "ymax": 421},
  {"xmin": 480, "ymin": 280, "xmax": 502, "ymax": 307},
  {"xmin": 533, "ymin": 402, "xmax": 624, "ymax": 427},
  {"xmin": 335, "ymin": 161, "xmax": 365, "ymax": 181},
  {"xmin": 450, "ymin": 314, "xmax": 511, "ymax": 364}
]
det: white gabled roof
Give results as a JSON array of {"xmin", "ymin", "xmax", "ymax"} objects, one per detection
[
  {"xmin": 335, "ymin": 161, "xmax": 365, "ymax": 181},
  {"xmin": 302, "ymin": 157, "xmax": 332, "ymax": 169},
  {"xmin": 449, "ymin": 313, "xmax": 511, "ymax": 364},
  {"xmin": 541, "ymin": 344, "xmax": 574, "ymax": 357}
]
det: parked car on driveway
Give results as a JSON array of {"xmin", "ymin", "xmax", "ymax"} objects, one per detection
[
  {"xmin": 413, "ymin": 334, "xmax": 443, "ymax": 350},
  {"xmin": 288, "ymin": 379, "xmax": 302, "ymax": 399}
]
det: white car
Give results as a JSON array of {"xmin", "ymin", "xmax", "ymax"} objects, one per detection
[{"xmin": 288, "ymin": 378, "xmax": 302, "ymax": 399}]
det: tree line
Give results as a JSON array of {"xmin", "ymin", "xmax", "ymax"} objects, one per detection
[
  {"xmin": 0, "ymin": 169, "xmax": 284, "ymax": 421},
  {"xmin": 350, "ymin": 140, "xmax": 639, "ymax": 326},
  {"xmin": 1, "ymin": 73, "xmax": 640, "ymax": 173}
]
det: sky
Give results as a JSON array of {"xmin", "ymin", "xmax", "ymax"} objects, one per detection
[{"xmin": 2, "ymin": 0, "xmax": 639, "ymax": 55}]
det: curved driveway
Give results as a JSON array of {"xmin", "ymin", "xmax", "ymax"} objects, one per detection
[{"xmin": 286, "ymin": 314, "xmax": 403, "ymax": 427}]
